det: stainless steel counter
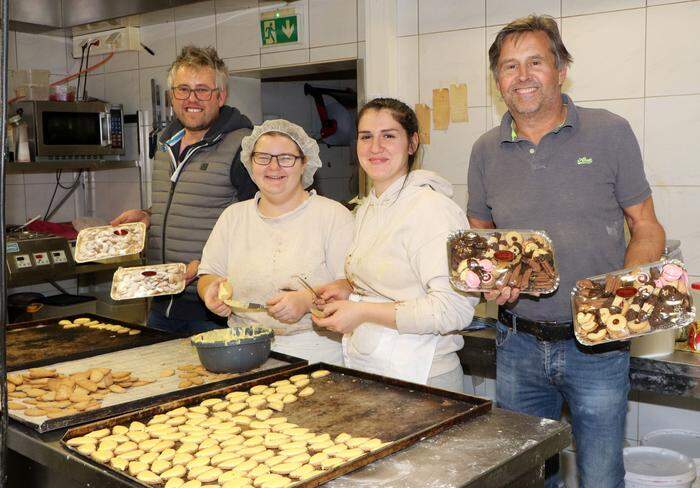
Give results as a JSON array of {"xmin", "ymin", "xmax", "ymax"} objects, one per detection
[
  {"xmin": 458, "ymin": 328, "xmax": 700, "ymax": 399},
  {"xmin": 7, "ymin": 405, "xmax": 570, "ymax": 487}
]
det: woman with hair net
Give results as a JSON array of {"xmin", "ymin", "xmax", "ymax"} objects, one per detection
[{"xmin": 196, "ymin": 119, "xmax": 353, "ymax": 364}]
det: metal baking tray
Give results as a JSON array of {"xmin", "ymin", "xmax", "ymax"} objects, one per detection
[
  {"xmin": 6, "ymin": 313, "xmax": 175, "ymax": 371},
  {"xmin": 62, "ymin": 363, "xmax": 492, "ymax": 487},
  {"xmin": 11, "ymin": 345, "xmax": 306, "ymax": 434}
]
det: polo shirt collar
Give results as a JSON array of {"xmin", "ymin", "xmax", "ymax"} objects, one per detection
[{"xmin": 499, "ymin": 93, "xmax": 578, "ymax": 143}]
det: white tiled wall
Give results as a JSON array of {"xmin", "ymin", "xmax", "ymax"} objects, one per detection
[{"xmin": 395, "ymin": 0, "xmax": 700, "ymax": 281}]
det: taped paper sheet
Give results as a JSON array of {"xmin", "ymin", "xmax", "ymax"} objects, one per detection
[
  {"xmin": 450, "ymin": 83, "xmax": 468, "ymax": 122},
  {"xmin": 432, "ymin": 88, "xmax": 450, "ymax": 130}
]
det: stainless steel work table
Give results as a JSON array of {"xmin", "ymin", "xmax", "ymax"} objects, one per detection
[{"xmin": 8, "ymin": 405, "xmax": 570, "ymax": 487}]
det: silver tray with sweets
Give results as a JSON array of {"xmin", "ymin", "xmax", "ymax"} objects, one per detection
[
  {"xmin": 572, "ymin": 259, "xmax": 696, "ymax": 346},
  {"xmin": 448, "ymin": 229, "xmax": 559, "ymax": 295},
  {"xmin": 111, "ymin": 263, "xmax": 187, "ymax": 300},
  {"xmin": 74, "ymin": 222, "xmax": 146, "ymax": 263}
]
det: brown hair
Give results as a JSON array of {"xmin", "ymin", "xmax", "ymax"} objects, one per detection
[
  {"xmin": 357, "ymin": 98, "xmax": 420, "ymax": 169},
  {"xmin": 488, "ymin": 15, "xmax": 572, "ymax": 77},
  {"xmin": 167, "ymin": 45, "xmax": 228, "ymax": 90}
]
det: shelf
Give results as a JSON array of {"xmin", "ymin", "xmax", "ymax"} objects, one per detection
[{"xmin": 6, "ymin": 160, "xmax": 138, "ymax": 173}]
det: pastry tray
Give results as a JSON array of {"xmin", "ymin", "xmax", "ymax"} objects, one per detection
[{"xmin": 62, "ymin": 363, "xmax": 492, "ymax": 487}]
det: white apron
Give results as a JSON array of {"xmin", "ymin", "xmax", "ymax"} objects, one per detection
[{"xmin": 342, "ymin": 293, "xmax": 440, "ymax": 385}]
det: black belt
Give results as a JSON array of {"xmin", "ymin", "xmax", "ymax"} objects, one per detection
[
  {"xmin": 498, "ymin": 308, "xmax": 630, "ymax": 353},
  {"xmin": 498, "ymin": 308, "xmax": 573, "ymax": 341}
]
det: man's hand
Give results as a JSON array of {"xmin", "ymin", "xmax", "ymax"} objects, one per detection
[
  {"xmin": 317, "ymin": 279, "xmax": 353, "ymax": 302},
  {"xmin": 111, "ymin": 209, "xmax": 150, "ymax": 228},
  {"xmin": 185, "ymin": 260, "xmax": 200, "ymax": 285},
  {"xmin": 484, "ymin": 286, "xmax": 520, "ymax": 306},
  {"xmin": 312, "ymin": 300, "xmax": 366, "ymax": 334},
  {"xmin": 267, "ymin": 290, "xmax": 313, "ymax": 324},
  {"xmin": 201, "ymin": 276, "xmax": 231, "ymax": 318}
]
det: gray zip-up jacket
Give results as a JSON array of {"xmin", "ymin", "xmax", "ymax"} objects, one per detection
[{"xmin": 149, "ymin": 106, "xmax": 254, "ymax": 321}]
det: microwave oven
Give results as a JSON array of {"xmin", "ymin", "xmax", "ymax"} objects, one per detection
[{"xmin": 12, "ymin": 100, "xmax": 125, "ymax": 160}]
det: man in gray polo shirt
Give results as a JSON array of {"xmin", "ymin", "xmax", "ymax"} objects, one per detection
[{"xmin": 467, "ymin": 15, "xmax": 665, "ymax": 488}]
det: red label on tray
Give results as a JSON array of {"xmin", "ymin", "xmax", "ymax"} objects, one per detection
[
  {"xmin": 615, "ymin": 286, "xmax": 637, "ymax": 298},
  {"xmin": 494, "ymin": 250, "xmax": 514, "ymax": 261},
  {"xmin": 141, "ymin": 271, "xmax": 157, "ymax": 277},
  {"xmin": 113, "ymin": 229, "xmax": 129, "ymax": 236}
]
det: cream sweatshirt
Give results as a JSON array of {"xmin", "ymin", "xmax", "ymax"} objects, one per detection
[
  {"xmin": 345, "ymin": 170, "xmax": 479, "ymax": 377},
  {"xmin": 198, "ymin": 191, "xmax": 353, "ymax": 335}
]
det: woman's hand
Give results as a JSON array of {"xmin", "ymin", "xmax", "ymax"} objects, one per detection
[
  {"xmin": 201, "ymin": 276, "xmax": 232, "ymax": 318},
  {"xmin": 312, "ymin": 300, "xmax": 366, "ymax": 334},
  {"xmin": 316, "ymin": 279, "xmax": 353, "ymax": 302},
  {"xmin": 267, "ymin": 290, "xmax": 313, "ymax": 323}
]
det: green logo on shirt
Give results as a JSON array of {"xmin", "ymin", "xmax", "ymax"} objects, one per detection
[{"xmin": 577, "ymin": 156, "xmax": 593, "ymax": 165}]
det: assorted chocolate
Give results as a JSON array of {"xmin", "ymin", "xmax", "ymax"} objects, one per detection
[
  {"xmin": 75, "ymin": 223, "xmax": 146, "ymax": 263},
  {"xmin": 573, "ymin": 260, "xmax": 695, "ymax": 345},
  {"xmin": 448, "ymin": 230, "xmax": 559, "ymax": 294},
  {"xmin": 111, "ymin": 263, "xmax": 187, "ymax": 300}
]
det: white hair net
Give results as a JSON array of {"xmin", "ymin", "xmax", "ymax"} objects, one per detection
[{"xmin": 240, "ymin": 119, "xmax": 322, "ymax": 189}]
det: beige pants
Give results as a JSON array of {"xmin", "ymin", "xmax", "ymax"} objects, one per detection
[{"xmin": 427, "ymin": 366, "xmax": 464, "ymax": 393}]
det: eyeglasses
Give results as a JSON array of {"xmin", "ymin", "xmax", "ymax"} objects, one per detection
[
  {"xmin": 171, "ymin": 85, "xmax": 220, "ymax": 101},
  {"xmin": 252, "ymin": 152, "xmax": 302, "ymax": 167}
]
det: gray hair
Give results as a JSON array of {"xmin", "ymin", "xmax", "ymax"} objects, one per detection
[
  {"xmin": 167, "ymin": 45, "xmax": 229, "ymax": 90},
  {"xmin": 488, "ymin": 15, "xmax": 573, "ymax": 77}
]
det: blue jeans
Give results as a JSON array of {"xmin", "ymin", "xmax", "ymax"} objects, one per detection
[
  {"xmin": 147, "ymin": 308, "xmax": 227, "ymax": 336},
  {"xmin": 495, "ymin": 321, "xmax": 629, "ymax": 488}
]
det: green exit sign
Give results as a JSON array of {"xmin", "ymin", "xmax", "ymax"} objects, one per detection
[{"xmin": 260, "ymin": 15, "xmax": 299, "ymax": 46}]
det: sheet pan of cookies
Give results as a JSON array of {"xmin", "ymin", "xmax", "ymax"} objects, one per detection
[{"xmin": 62, "ymin": 365, "xmax": 491, "ymax": 487}]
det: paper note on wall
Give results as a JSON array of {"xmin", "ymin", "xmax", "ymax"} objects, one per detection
[
  {"xmin": 450, "ymin": 83, "xmax": 468, "ymax": 123},
  {"xmin": 415, "ymin": 103, "xmax": 431, "ymax": 145},
  {"xmin": 432, "ymin": 88, "xmax": 450, "ymax": 130}
]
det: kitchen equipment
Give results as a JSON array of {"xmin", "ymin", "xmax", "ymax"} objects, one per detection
[
  {"xmin": 61, "ymin": 363, "xmax": 492, "ymax": 487},
  {"xmin": 191, "ymin": 326, "xmax": 274, "ymax": 373},
  {"xmin": 5, "ymin": 229, "xmax": 75, "ymax": 287},
  {"xmin": 10, "ymin": 100, "xmax": 125, "ymax": 161},
  {"xmin": 11, "ymin": 339, "xmax": 304, "ymax": 433},
  {"xmin": 5, "ymin": 313, "xmax": 172, "ymax": 371},
  {"xmin": 642, "ymin": 429, "xmax": 700, "ymax": 485}
]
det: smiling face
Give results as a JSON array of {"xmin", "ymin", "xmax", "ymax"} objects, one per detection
[
  {"xmin": 495, "ymin": 30, "xmax": 566, "ymax": 118},
  {"xmin": 251, "ymin": 133, "xmax": 306, "ymax": 203},
  {"xmin": 356, "ymin": 108, "xmax": 419, "ymax": 195},
  {"xmin": 170, "ymin": 65, "xmax": 226, "ymax": 133}
]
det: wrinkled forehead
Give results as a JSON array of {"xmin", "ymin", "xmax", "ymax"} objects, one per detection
[{"xmin": 172, "ymin": 65, "xmax": 218, "ymax": 87}]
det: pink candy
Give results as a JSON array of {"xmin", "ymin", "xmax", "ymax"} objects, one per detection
[
  {"xmin": 661, "ymin": 264, "xmax": 684, "ymax": 282},
  {"xmin": 478, "ymin": 259, "xmax": 494, "ymax": 272},
  {"xmin": 462, "ymin": 270, "xmax": 481, "ymax": 288},
  {"xmin": 655, "ymin": 278, "xmax": 667, "ymax": 289}
]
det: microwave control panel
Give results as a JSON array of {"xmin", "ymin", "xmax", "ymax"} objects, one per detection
[{"xmin": 110, "ymin": 107, "xmax": 124, "ymax": 150}]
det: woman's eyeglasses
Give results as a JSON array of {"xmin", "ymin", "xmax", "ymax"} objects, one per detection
[{"xmin": 252, "ymin": 152, "xmax": 301, "ymax": 167}]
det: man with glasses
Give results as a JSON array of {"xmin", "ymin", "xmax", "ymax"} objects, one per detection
[{"xmin": 112, "ymin": 45, "xmax": 256, "ymax": 334}]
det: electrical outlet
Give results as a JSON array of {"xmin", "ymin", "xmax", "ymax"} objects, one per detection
[{"xmin": 72, "ymin": 27, "xmax": 140, "ymax": 58}]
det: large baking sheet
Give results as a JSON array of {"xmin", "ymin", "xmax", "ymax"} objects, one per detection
[
  {"xmin": 62, "ymin": 363, "xmax": 492, "ymax": 487},
  {"xmin": 11, "ymin": 339, "xmax": 306, "ymax": 433},
  {"xmin": 6, "ymin": 313, "xmax": 174, "ymax": 371}
]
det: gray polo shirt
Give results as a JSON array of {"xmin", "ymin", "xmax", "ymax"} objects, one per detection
[{"xmin": 467, "ymin": 94, "xmax": 651, "ymax": 322}]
